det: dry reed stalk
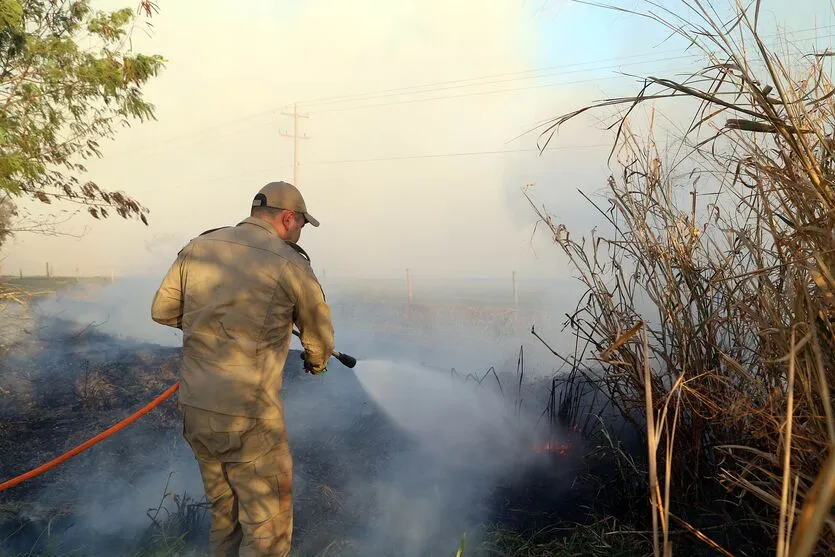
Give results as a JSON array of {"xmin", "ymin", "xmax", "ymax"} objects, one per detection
[
  {"xmin": 526, "ymin": 1, "xmax": 835, "ymax": 554},
  {"xmin": 642, "ymin": 323, "xmax": 661, "ymax": 557},
  {"xmin": 777, "ymin": 325, "xmax": 798, "ymax": 556}
]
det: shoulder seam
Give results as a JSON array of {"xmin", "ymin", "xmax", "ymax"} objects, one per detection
[
  {"xmin": 196, "ymin": 236, "xmax": 311, "ymax": 272},
  {"xmin": 198, "ymin": 226, "xmax": 230, "ymax": 236}
]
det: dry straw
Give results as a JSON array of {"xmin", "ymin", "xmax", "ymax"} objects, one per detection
[{"xmin": 527, "ymin": 1, "xmax": 835, "ymax": 555}]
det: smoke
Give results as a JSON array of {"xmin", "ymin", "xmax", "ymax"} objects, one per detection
[
  {"xmin": 0, "ymin": 273, "xmax": 581, "ymax": 556},
  {"xmin": 1, "ymin": 0, "xmax": 589, "ymax": 283},
  {"xmin": 33, "ymin": 272, "xmax": 183, "ymax": 347},
  {"xmin": 0, "ymin": 318, "xmax": 203, "ymax": 555},
  {"xmin": 59, "ymin": 453, "xmax": 205, "ymax": 540}
]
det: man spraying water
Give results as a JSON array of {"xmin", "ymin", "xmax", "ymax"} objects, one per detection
[{"xmin": 151, "ymin": 181, "xmax": 334, "ymax": 557}]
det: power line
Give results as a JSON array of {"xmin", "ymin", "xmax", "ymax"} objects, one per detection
[
  {"xmin": 311, "ymin": 74, "xmax": 647, "ymax": 115},
  {"xmin": 152, "ymin": 143, "xmax": 608, "ymax": 192},
  {"xmin": 312, "ymin": 41, "xmax": 835, "ymax": 116},
  {"xmin": 298, "ymin": 52, "xmax": 700, "ymax": 109},
  {"xmin": 97, "ymin": 24, "xmax": 834, "ymax": 160},
  {"xmin": 306, "ymin": 54, "xmax": 704, "ymax": 114},
  {"xmin": 101, "ymin": 112, "xmax": 276, "ymax": 161},
  {"xmin": 296, "ymin": 23, "xmax": 835, "ymax": 109},
  {"xmin": 304, "ymin": 144, "xmax": 610, "ymax": 166},
  {"xmin": 307, "ymin": 34, "xmax": 835, "ymax": 115},
  {"xmin": 144, "ymin": 163, "xmax": 294, "ymax": 194},
  {"xmin": 106, "ymin": 48, "xmax": 662, "ymax": 159},
  {"xmin": 120, "ymin": 112, "xmax": 272, "ymax": 154},
  {"xmin": 98, "ymin": 63, "xmax": 651, "ymax": 160},
  {"xmin": 296, "ymin": 24, "xmax": 835, "ymax": 110}
]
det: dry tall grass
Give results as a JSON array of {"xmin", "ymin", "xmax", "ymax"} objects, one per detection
[{"xmin": 528, "ymin": 1, "xmax": 835, "ymax": 555}]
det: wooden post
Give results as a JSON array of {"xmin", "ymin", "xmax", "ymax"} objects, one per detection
[
  {"xmin": 512, "ymin": 270, "xmax": 518, "ymax": 307},
  {"xmin": 406, "ymin": 268, "xmax": 413, "ymax": 302}
]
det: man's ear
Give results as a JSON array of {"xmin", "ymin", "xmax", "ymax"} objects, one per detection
[{"xmin": 283, "ymin": 210, "xmax": 296, "ymax": 228}]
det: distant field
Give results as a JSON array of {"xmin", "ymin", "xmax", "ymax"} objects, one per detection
[
  {"xmin": 325, "ymin": 276, "xmax": 576, "ymax": 312},
  {"xmin": 0, "ymin": 276, "xmax": 113, "ymax": 300},
  {"xmin": 0, "ymin": 274, "xmax": 568, "ymax": 347}
]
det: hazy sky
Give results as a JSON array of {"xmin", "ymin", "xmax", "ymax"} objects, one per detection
[{"xmin": 1, "ymin": 0, "xmax": 830, "ymax": 282}]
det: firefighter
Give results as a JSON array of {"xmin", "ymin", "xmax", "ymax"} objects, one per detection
[{"xmin": 151, "ymin": 181, "xmax": 334, "ymax": 557}]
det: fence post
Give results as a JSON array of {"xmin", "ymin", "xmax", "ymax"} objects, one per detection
[{"xmin": 512, "ymin": 270, "xmax": 518, "ymax": 307}]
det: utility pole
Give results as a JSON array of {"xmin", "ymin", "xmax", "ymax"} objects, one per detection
[{"xmin": 280, "ymin": 103, "xmax": 309, "ymax": 186}]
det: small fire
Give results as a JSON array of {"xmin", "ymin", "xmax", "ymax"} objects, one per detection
[{"xmin": 532, "ymin": 441, "xmax": 571, "ymax": 456}]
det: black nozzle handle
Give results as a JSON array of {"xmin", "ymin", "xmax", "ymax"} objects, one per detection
[
  {"xmin": 292, "ymin": 329, "xmax": 357, "ymax": 369},
  {"xmin": 332, "ymin": 351, "xmax": 357, "ymax": 369}
]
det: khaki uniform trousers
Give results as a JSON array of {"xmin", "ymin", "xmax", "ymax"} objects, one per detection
[{"xmin": 182, "ymin": 404, "xmax": 293, "ymax": 557}]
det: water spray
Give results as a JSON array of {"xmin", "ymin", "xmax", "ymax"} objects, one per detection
[{"xmin": 292, "ymin": 329, "xmax": 357, "ymax": 368}]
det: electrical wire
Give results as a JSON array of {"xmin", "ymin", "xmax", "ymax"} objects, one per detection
[
  {"xmin": 125, "ymin": 143, "xmax": 608, "ymax": 194},
  {"xmin": 304, "ymin": 144, "xmax": 610, "ymax": 166},
  {"xmin": 296, "ymin": 23, "xmax": 835, "ymax": 109},
  {"xmin": 93, "ymin": 24, "xmax": 834, "ymax": 165}
]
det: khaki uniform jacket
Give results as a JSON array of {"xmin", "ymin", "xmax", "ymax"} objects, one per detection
[{"xmin": 151, "ymin": 217, "xmax": 335, "ymax": 420}]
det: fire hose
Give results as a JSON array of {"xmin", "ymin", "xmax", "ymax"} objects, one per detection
[
  {"xmin": 0, "ymin": 335, "xmax": 356, "ymax": 494},
  {"xmin": 0, "ymin": 382, "xmax": 180, "ymax": 493}
]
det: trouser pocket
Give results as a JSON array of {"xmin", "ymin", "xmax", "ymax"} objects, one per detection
[
  {"xmin": 227, "ymin": 444, "xmax": 294, "ymax": 557},
  {"xmin": 182, "ymin": 405, "xmax": 263, "ymax": 461}
]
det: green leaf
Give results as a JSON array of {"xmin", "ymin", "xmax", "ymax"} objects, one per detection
[
  {"xmin": 456, "ymin": 533, "xmax": 468, "ymax": 557},
  {"xmin": 0, "ymin": 0, "xmax": 164, "ymax": 226},
  {"xmin": 0, "ymin": 0, "xmax": 23, "ymax": 29}
]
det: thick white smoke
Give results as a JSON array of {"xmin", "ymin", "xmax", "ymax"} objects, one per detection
[{"xmin": 0, "ymin": 274, "xmax": 579, "ymax": 555}]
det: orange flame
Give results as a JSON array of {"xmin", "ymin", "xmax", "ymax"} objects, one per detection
[{"xmin": 532, "ymin": 441, "xmax": 571, "ymax": 456}]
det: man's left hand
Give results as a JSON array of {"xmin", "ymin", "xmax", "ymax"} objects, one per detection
[{"xmin": 300, "ymin": 351, "xmax": 327, "ymax": 375}]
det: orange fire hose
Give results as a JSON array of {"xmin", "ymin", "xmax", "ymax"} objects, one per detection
[{"xmin": 0, "ymin": 382, "xmax": 179, "ymax": 493}]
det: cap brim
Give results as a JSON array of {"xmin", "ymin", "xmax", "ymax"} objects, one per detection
[{"xmin": 304, "ymin": 212, "xmax": 320, "ymax": 227}]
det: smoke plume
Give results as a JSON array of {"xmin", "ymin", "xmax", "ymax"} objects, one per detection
[{"xmin": 0, "ymin": 274, "xmax": 580, "ymax": 555}]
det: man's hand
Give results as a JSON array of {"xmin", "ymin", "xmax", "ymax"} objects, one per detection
[{"xmin": 300, "ymin": 351, "xmax": 327, "ymax": 375}]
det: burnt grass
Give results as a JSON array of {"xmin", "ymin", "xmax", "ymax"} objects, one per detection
[{"xmin": 0, "ymin": 308, "xmax": 650, "ymax": 556}]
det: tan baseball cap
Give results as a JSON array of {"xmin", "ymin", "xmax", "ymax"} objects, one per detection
[{"xmin": 252, "ymin": 181, "xmax": 320, "ymax": 227}]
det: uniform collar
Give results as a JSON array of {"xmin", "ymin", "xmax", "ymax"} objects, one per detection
[
  {"xmin": 238, "ymin": 216, "xmax": 277, "ymax": 236},
  {"xmin": 237, "ymin": 216, "xmax": 310, "ymax": 262}
]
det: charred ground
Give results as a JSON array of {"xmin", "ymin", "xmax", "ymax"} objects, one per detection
[{"xmin": 0, "ymin": 286, "xmax": 650, "ymax": 557}]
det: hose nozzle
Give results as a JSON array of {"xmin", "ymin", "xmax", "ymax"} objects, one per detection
[{"xmin": 292, "ymin": 329, "xmax": 357, "ymax": 369}]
